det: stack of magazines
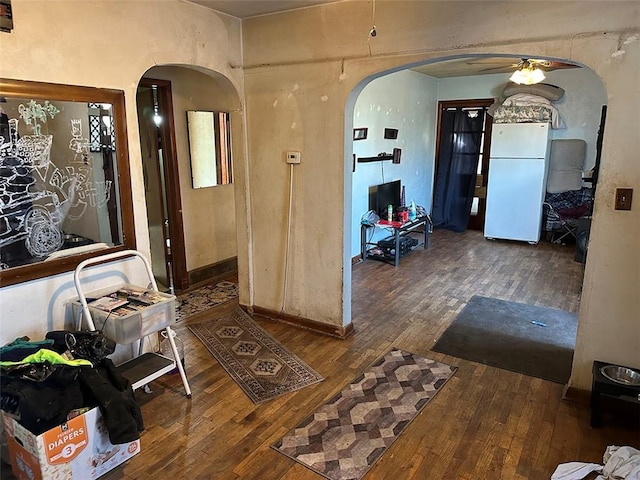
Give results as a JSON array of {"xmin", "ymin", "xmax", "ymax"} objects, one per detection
[{"xmin": 88, "ymin": 287, "xmax": 166, "ymax": 316}]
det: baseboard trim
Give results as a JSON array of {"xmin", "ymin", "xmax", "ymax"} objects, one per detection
[
  {"xmin": 187, "ymin": 257, "xmax": 237, "ymax": 288},
  {"xmin": 562, "ymin": 385, "xmax": 591, "ymax": 405},
  {"xmin": 242, "ymin": 305, "xmax": 354, "ymax": 339}
]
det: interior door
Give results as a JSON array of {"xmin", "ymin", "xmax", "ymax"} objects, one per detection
[
  {"xmin": 136, "ymin": 79, "xmax": 188, "ymax": 293},
  {"xmin": 434, "ymin": 99, "xmax": 494, "ymax": 231}
]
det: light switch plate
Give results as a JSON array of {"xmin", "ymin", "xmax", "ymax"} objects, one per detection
[{"xmin": 615, "ymin": 188, "xmax": 633, "ymax": 210}]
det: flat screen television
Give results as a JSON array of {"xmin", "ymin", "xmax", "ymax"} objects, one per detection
[{"xmin": 372, "ymin": 180, "xmax": 401, "ymax": 218}]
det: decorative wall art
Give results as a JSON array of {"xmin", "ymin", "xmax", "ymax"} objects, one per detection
[
  {"xmin": 353, "ymin": 127, "xmax": 368, "ymax": 141},
  {"xmin": 0, "ymin": 79, "xmax": 135, "ymax": 286},
  {"xmin": 384, "ymin": 128, "xmax": 398, "ymax": 139},
  {"xmin": 0, "ymin": 0, "xmax": 12, "ymax": 33}
]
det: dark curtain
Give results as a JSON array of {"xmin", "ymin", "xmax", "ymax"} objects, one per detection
[{"xmin": 431, "ymin": 108, "xmax": 484, "ymax": 232}]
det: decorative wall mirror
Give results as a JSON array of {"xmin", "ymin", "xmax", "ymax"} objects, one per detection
[
  {"xmin": 0, "ymin": 79, "xmax": 135, "ymax": 286},
  {"xmin": 186, "ymin": 110, "xmax": 233, "ymax": 188}
]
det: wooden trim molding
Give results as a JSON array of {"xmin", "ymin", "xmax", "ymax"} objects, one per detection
[
  {"xmin": 187, "ymin": 257, "xmax": 238, "ymax": 289},
  {"xmin": 243, "ymin": 305, "xmax": 355, "ymax": 339},
  {"xmin": 139, "ymin": 78, "xmax": 188, "ymax": 291},
  {"xmin": 562, "ymin": 385, "xmax": 591, "ymax": 405}
]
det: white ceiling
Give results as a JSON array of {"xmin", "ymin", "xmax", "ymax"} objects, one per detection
[
  {"xmin": 186, "ymin": 1, "xmax": 581, "ymax": 78},
  {"xmin": 186, "ymin": 0, "xmax": 339, "ymax": 19}
]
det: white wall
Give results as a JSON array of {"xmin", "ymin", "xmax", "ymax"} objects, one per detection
[
  {"xmin": 242, "ymin": 1, "xmax": 639, "ymax": 389},
  {"xmin": 0, "ymin": 0, "xmax": 638, "ymax": 392},
  {"xmin": 350, "ymin": 70, "xmax": 437, "ymax": 257},
  {"xmin": 0, "ymin": 0, "xmax": 248, "ymax": 346},
  {"xmin": 350, "ymin": 66, "xmax": 605, "ymax": 258},
  {"xmin": 437, "ymin": 68, "xmax": 607, "ymax": 170}
]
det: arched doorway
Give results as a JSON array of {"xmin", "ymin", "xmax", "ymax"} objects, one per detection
[
  {"xmin": 136, "ymin": 65, "xmax": 243, "ymax": 293},
  {"xmin": 346, "ymin": 54, "xmax": 606, "ymax": 373}
]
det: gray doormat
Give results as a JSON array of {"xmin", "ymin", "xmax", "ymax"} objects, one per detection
[
  {"xmin": 188, "ymin": 308, "xmax": 323, "ymax": 403},
  {"xmin": 273, "ymin": 349, "xmax": 456, "ymax": 480},
  {"xmin": 431, "ymin": 295, "xmax": 577, "ymax": 384}
]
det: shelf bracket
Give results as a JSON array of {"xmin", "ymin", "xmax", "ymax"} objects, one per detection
[{"xmin": 355, "ymin": 148, "xmax": 401, "ymax": 170}]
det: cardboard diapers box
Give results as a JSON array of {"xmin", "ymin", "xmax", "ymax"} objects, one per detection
[{"xmin": 3, "ymin": 407, "xmax": 140, "ymax": 480}]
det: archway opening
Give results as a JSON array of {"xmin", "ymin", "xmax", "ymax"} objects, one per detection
[
  {"xmin": 345, "ymin": 54, "xmax": 606, "ymax": 382},
  {"xmin": 136, "ymin": 65, "xmax": 244, "ymax": 294}
]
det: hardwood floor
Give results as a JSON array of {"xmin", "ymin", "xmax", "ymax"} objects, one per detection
[{"xmin": 100, "ymin": 229, "xmax": 636, "ymax": 479}]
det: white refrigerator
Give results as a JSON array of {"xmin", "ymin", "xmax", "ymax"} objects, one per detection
[{"xmin": 484, "ymin": 122, "xmax": 551, "ymax": 244}]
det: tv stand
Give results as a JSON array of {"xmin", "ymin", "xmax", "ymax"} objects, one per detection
[{"xmin": 361, "ymin": 215, "xmax": 431, "ymax": 267}]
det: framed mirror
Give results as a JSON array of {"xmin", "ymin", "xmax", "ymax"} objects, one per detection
[
  {"xmin": 186, "ymin": 110, "xmax": 233, "ymax": 188},
  {"xmin": 0, "ymin": 79, "xmax": 135, "ymax": 286}
]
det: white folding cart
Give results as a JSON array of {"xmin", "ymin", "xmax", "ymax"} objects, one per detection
[{"xmin": 73, "ymin": 249, "xmax": 191, "ymax": 398}]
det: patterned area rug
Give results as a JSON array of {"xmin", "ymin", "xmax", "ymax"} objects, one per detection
[
  {"xmin": 175, "ymin": 280, "xmax": 238, "ymax": 321},
  {"xmin": 273, "ymin": 348, "xmax": 456, "ymax": 480},
  {"xmin": 187, "ymin": 308, "xmax": 324, "ymax": 404}
]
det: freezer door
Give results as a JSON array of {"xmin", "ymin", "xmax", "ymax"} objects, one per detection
[
  {"xmin": 490, "ymin": 123, "xmax": 550, "ymax": 159},
  {"xmin": 484, "ymin": 157, "xmax": 547, "ymax": 242}
]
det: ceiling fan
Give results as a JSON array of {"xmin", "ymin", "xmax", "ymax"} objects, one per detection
[
  {"xmin": 467, "ymin": 57, "xmax": 576, "ymax": 73},
  {"xmin": 508, "ymin": 58, "xmax": 549, "ymax": 84},
  {"xmin": 512, "ymin": 58, "xmax": 551, "ymax": 69}
]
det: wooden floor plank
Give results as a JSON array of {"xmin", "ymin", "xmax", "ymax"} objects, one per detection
[{"xmin": 88, "ymin": 229, "xmax": 637, "ymax": 480}]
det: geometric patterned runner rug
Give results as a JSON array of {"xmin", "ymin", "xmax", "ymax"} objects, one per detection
[
  {"xmin": 187, "ymin": 308, "xmax": 324, "ymax": 404},
  {"xmin": 272, "ymin": 348, "xmax": 457, "ymax": 480},
  {"xmin": 175, "ymin": 280, "xmax": 238, "ymax": 321}
]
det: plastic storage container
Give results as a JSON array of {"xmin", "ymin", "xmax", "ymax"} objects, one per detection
[{"xmin": 71, "ymin": 284, "xmax": 176, "ymax": 344}]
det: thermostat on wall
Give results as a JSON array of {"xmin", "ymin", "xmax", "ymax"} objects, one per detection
[{"xmin": 286, "ymin": 151, "xmax": 301, "ymax": 164}]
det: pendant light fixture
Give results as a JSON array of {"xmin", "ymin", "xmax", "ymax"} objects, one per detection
[{"xmin": 509, "ymin": 59, "xmax": 546, "ymax": 85}]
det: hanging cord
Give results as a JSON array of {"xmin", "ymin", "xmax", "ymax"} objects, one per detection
[
  {"xmin": 368, "ymin": 0, "xmax": 377, "ymax": 56},
  {"xmin": 99, "ymin": 310, "xmax": 114, "ymax": 333},
  {"xmin": 281, "ymin": 163, "xmax": 295, "ymax": 313}
]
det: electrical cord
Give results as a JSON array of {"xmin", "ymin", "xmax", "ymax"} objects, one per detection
[
  {"xmin": 281, "ymin": 163, "xmax": 295, "ymax": 313},
  {"xmin": 367, "ymin": 224, "xmax": 377, "ymax": 244},
  {"xmin": 99, "ymin": 310, "xmax": 114, "ymax": 334},
  {"xmin": 368, "ymin": 0, "xmax": 377, "ymax": 56}
]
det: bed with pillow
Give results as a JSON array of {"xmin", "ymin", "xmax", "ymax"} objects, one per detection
[{"xmin": 490, "ymin": 83, "xmax": 566, "ymax": 129}]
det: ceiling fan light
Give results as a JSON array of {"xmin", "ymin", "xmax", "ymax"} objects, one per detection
[
  {"xmin": 509, "ymin": 70, "xmax": 525, "ymax": 84},
  {"xmin": 530, "ymin": 67, "xmax": 546, "ymax": 84},
  {"xmin": 509, "ymin": 66, "xmax": 546, "ymax": 85}
]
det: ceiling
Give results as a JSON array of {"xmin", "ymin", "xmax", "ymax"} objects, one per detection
[
  {"xmin": 186, "ymin": 0, "xmax": 339, "ymax": 19},
  {"xmin": 186, "ymin": 1, "xmax": 580, "ymax": 78}
]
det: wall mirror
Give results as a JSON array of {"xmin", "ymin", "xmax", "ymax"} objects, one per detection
[
  {"xmin": 0, "ymin": 79, "xmax": 135, "ymax": 286},
  {"xmin": 186, "ymin": 110, "xmax": 233, "ymax": 188}
]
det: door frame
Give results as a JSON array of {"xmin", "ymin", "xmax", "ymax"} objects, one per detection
[
  {"xmin": 434, "ymin": 98, "xmax": 494, "ymax": 231},
  {"xmin": 138, "ymin": 78, "xmax": 188, "ymax": 291}
]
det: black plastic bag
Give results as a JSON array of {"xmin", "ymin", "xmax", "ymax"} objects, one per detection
[{"xmin": 45, "ymin": 331, "xmax": 116, "ymax": 362}]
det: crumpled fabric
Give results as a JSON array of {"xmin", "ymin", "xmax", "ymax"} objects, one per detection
[
  {"xmin": 551, "ymin": 446, "xmax": 640, "ymax": 480},
  {"xmin": 77, "ymin": 358, "xmax": 144, "ymax": 444},
  {"xmin": 1, "ymin": 367, "xmax": 86, "ymax": 434},
  {"xmin": 502, "ymin": 93, "xmax": 566, "ymax": 129},
  {"xmin": 602, "ymin": 446, "xmax": 640, "ymax": 479},
  {"xmin": 0, "ymin": 348, "xmax": 92, "ymax": 368},
  {"xmin": 551, "ymin": 462, "xmax": 602, "ymax": 479},
  {"xmin": 0, "ymin": 337, "xmax": 55, "ymax": 361}
]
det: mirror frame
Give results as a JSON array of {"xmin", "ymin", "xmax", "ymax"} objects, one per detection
[
  {"xmin": 187, "ymin": 110, "xmax": 233, "ymax": 189},
  {"xmin": 0, "ymin": 79, "xmax": 136, "ymax": 287}
]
